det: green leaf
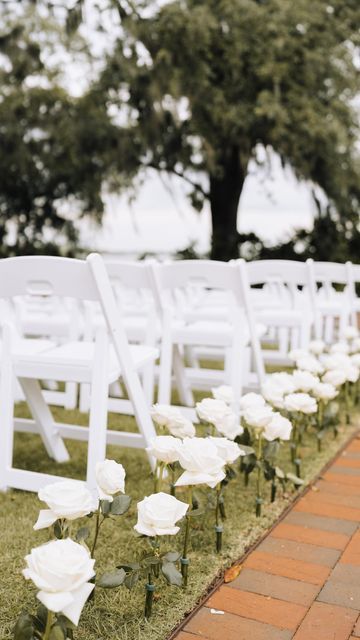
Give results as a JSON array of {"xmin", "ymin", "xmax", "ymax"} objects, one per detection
[
  {"xmin": 53, "ymin": 520, "xmax": 63, "ymax": 540},
  {"xmin": 32, "ymin": 604, "xmax": 47, "ymax": 632},
  {"xmin": 49, "ymin": 624, "xmax": 65, "ymax": 640},
  {"xmin": 13, "ymin": 612, "xmax": 34, "ymax": 640},
  {"xmin": 143, "ymin": 555, "xmax": 161, "ymax": 567},
  {"xmin": 55, "ymin": 615, "xmax": 76, "ymax": 631},
  {"xmin": 286, "ymin": 472, "xmax": 304, "ymax": 486},
  {"xmin": 100, "ymin": 500, "xmax": 111, "ymax": 515},
  {"xmin": 162, "ymin": 562, "xmax": 182, "ymax": 587},
  {"xmin": 75, "ymin": 526, "xmax": 90, "ymax": 543},
  {"xmin": 275, "ymin": 466, "xmax": 285, "ymax": 479},
  {"xmin": 124, "ymin": 571, "xmax": 139, "ymax": 590},
  {"xmin": 97, "ymin": 568, "xmax": 126, "ymax": 588},
  {"xmin": 110, "ymin": 495, "xmax": 131, "ymax": 516},
  {"xmin": 238, "ymin": 445, "xmax": 255, "ymax": 455},
  {"xmin": 263, "ymin": 441, "xmax": 280, "ymax": 462},
  {"xmin": 163, "ymin": 551, "xmax": 181, "ymax": 563},
  {"xmin": 188, "ymin": 508, "xmax": 205, "ymax": 518},
  {"xmin": 117, "ymin": 562, "xmax": 140, "ymax": 572}
]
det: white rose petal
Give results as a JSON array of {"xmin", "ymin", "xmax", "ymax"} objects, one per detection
[
  {"xmin": 134, "ymin": 492, "xmax": 188, "ymax": 536},
  {"xmin": 263, "ymin": 413, "xmax": 292, "ymax": 441},
  {"xmin": 213, "ymin": 412, "xmax": 244, "ymax": 440},
  {"xmin": 323, "ymin": 369, "xmax": 348, "ymax": 387},
  {"xmin": 292, "ymin": 370, "xmax": 319, "ymax": 393},
  {"xmin": 96, "ymin": 459, "xmax": 126, "ymax": 502},
  {"xmin": 209, "ymin": 437, "xmax": 246, "ymax": 464},
  {"xmin": 23, "ymin": 539, "xmax": 95, "ymax": 626},
  {"xmin": 343, "ymin": 326, "xmax": 359, "ymax": 340},
  {"xmin": 313, "ymin": 382, "xmax": 338, "ymax": 401},
  {"xmin": 211, "ymin": 385, "xmax": 234, "ymax": 405},
  {"xmin": 146, "ymin": 435, "xmax": 182, "ymax": 464},
  {"xmin": 267, "ymin": 372, "xmax": 296, "ymax": 395},
  {"xmin": 330, "ymin": 342, "xmax": 350, "ymax": 355},
  {"xmin": 243, "ymin": 405, "xmax": 274, "ymax": 429},
  {"xmin": 351, "ymin": 354, "xmax": 360, "ymax": 368},
  {"xmin": 239, "ymin": 392, "xmax": 265, "ymax": 410},
  {"xmin": 309, "ymin": 340, "xmax": 326, "ymax": 355},
  {"xmin": 151, "ymin": 404, "xmax": 196, "ymax": 438},
  {"xmin": 196, "ymin": 398, "xmax": 230, "ymax": 424},
  {"xmin": 284, "ymin": 392, "xmax": 317, "ymax": 414},
  {"xmin": 34, "ymin": 481, "xmax": 98, "ymax": 530},
  {"xmin": 261, "ymin": 380, "xmax": 285, "ymax": 409},
  {"xmin": 296, "ymin": 355, "xmax": 324, "ymax": 375}
]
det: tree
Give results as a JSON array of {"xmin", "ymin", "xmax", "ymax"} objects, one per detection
[
  {"xmin": 0, "ymin": 3, "xmax": 136, "ymax": 256},
  {"xmin": 95, "ymin": 0, "xmax": 360, "ymax": 259}
]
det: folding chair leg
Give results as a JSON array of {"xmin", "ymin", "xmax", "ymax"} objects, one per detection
[
  {"xmin": 79, "ymin": 383, "xmax": 91, "ymax": 413},
  {"xmin": 173, "ymin": 345, "xmax": 194, "ymax": 407},
  {"xmin": 0, "ymin": 325, "xmax": 14, "ymax": 492},
  {"xmin": 86, "ymin": 329, "xmax": 109, "ymax": 491},
  {"xmin": 18, "ymin": 378, "xmax": 69, "ymax": 463},
  {"xmin": 158, "ymin": 336, "xmax": 173, "ymax": 404},
  {"xmin": 64, "ymin": 382, "xmax": 78, "ymax": 410}
]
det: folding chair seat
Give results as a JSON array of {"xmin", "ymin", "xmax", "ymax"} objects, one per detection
[
  {"xmin": 0, "ymin": 253, "xmax": 157, "ymax": 494},
  {"xmin": 346, "ymin": 262, "xmax": 360, "ymax": 327}
]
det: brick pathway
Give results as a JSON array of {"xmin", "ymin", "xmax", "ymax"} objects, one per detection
[{"xmin": 174, "ymin": 434, "xmax": 360, "ymax": 640}]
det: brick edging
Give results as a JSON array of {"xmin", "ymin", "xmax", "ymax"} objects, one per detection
[{"xmin": 167, "ymin": 426, "xmax": 360, "ymax": 640}]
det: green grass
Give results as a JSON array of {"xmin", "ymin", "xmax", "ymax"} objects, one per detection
[{"xmin": 0, "ymin": 399, "xmax": 359, "ymax": 640}]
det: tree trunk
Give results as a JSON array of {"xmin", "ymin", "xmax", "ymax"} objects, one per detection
[{"xmin": 209, "ymin": 145, "xmax": 248, "ymax": 261}]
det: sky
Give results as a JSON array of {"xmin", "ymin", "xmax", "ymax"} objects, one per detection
[{"xmin": 80, "ymin": 153, "xmax": 316, "ymax": 255}]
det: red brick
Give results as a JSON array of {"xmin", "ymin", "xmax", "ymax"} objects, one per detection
[
  {"xmin": 340, "ymin": 530, "xmax": 360, "ymax": 565},
  {"xmin": 185, "ymin": 607, "xmax": 292, "ymax": 640},
  {"xmin": 176, "ymin": 634, "xmax": 202, "ymax": 640},
  {"xmin": 323, "ymin": 471, "xmax": 360, "ymax": 486},
  {"xmin": 207, "ymin": 586, "xmax": 307, "ymax": 630},
  {"xmin": 292, "ymin": 601, "xmax": 358, "ymax": 640},
  {"xmin": 347, "ymin": 440, "xmax": 360, "ymax": 453},
  {"xmin": 295, "ymin": 495, "xmax": 360, "ymax": 522},
  {"xmin": 335, "ymin": 458, "xmax": 360, "ymax": 469},
  {"xmin": 316, "ymin": 479, "xmax": 360, "ymax": 497},
  {"xmin": 271, "ymin": 522, "xmax": 349, "ymax": 550},
  {"xmin": 230, "ymin": 568, "xmax": 319, "ymax": 606},
  {"xmin": 352, "ymin": 615, "xmax": 360, "ymax": 637},
  {"xmin": 244, "ymin": 550, "xmax": 330, "ymax": 585}
]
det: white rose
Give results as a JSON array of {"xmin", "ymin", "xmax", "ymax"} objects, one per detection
[
  {"xmin": 351, "ymin": 353, "xmax": 360, "ymax": 368},
  {"xmin": 211, "ymin": 385, "xmax": 234, "ymax": 405},
  {"xmin": 151, "ymin": 404, "xmax": 196, "ymax": 438},
  {"xmin": 292, "ymin": 370, "xmax": 319, "ymax": 392},
  {"xmin": 239, "ymin": 392, "xmax": 265, "ymax": 410},
  {"xmin": 209, "ymin": 437, "xmax": 246, "ymax": 464},
  {"xmin": 323, "ymin": 369, "xmax": 348, "ymax": 387},
  {"xmin": 263, "ymin": 413, "xmax": 292, "ymax": 441},
  {"xmin": 343, "ymin": 326, "xmax": 359, "ymax": 340},
  {"xmin": 323, "ymin": 353, "xmax": 352, "ymax": 371},
  {"xmin": 267, "ymin": 372, "xmax": 296, "ymax": 395},
  {"xmin": 284, "ymin": 393, "xmax": 317, "ymax": 414},
  {"xmin": 344, "ymin": 365, "xmax": 359, "ymax": 383},
  {"xmin": 313, "ymin": 382, "xmax": 338, "ymax": 401},
  {"xmin": 309, "ymin": 340, "xmax": 326, "ymax": 355},
  {"xmin": 196, "ymin": 398, "xmax": 230, "ymax": 424},
  {"xmin": 330, "ymin": 342, "xmax": 350, "ymax": 355},
  {"xmin": 146, "ymin": 435, "xmax": 182, "ymax": 464},
  {"xmin": 261, "ymin": 380, "xmax": 285, "ymax": 409},
  {"xmin": 352, "ymin": 337, "xmax": 360, "ymax": 352},
  {"xmin": 34, "ymin": 481, "xmax": 98, "ymax": 530},
  {"xmin": 289, "ymin": 349, "xmax": 310, "ymax": 361},
  {"xmin": 213, "ymin": 412, "xmax": 244, "ymax": 440},
  {"xmin": 23, "ymin": 539, "xmax": 95, "ymax": 626},
  {"xmin": 134, "ymin": 492, "xmax": 188, "ymax": 536},
  {"xmin": 175, "ymin": 437, "xmax": 226, "ymax": 488},
  {"xmin": 96, "ymin": 459, "xmax": 126, "ymax": 502},
  {"xmin": 243, "ymin": 405, "xmax": 274, "ymax": 429},
  {"xmin": 296, "ymin": 355, "xmax": 324, "ymax": 375}
]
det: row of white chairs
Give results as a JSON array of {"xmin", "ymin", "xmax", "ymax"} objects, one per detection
[{"xmin": 0, "ymin": 255, "xmax": 358, "ymax": 494}]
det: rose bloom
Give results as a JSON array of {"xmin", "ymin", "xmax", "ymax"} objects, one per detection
[
  {"xmin": 134, "ymin": 492, "xmax": 188, "ymax": 536},
  {"xmin": 213, "ymin": 411, "xmax": 244, "ymax": 440},
  {"xmin": 344, "ymin": 365, "xmax": 359, "ymax": 383},
  {"xmin": 351, "ymin": 353, "xmax": 360, "ymax": 368},
  {"xmin": 323, "ymin": 369, "xmax": 348, "ymax": 387},
  {"xmin": 309, "ymin": 340, "xmax": 326, "ymax": 355},
  {"xmin": 34, "ymin": 480, "xmax": 98, "ymax": 530},
  {"xmin": 243, "ymin": 405, "xmax": 274, "ymax": 429},
  {"xmin": 322, "ymin": 353, "xmax": 352, "ymax": 371},
  {"xmin": 261, "ymin": 380, "xmax": 285, "ymax": 409},
  {"xmin": 289, "ymin": 349, "xmax": 310, "ymax": 361},
  {"xmin": 151, "ymin": 404, "xmax": 195, "ymax": 438},
  {"xmin": 330, "ymin": 342, "xmax": 350, "ymax": 355},
  {"xmin": 267, "ymin": 372, "xmax": 296, "ymax": 395},
  {"xmin": 208, "ymin": 437, "xmax": 246, "ymax": 464},
  {"xmin": 23, "ymin": 538, "xmax": 95, "ymax": 626},
  {"xmin": 343, "ymin": 326, "xmax": 359, "ymax": 341},
  {"xmin": 284, "ymin": 392, "xmax": 317, "ymax": 414},
  {"xmin": 313, "ymin": 382, "xmax": 338, "ymax": 401},
  {"xmin": 196, "ymin": 397, "xmax": 231, "ymax": 424},
  {"xmin": 296, "ymin": 355, "xmax": 324, "ymax": 375},
  {"xmin": 352, "ymin": 337, "xmax": 360, "ymax": 352},
  {"xmin": 263, "ymin": 413, "xmax": 292, "ymax": 441},
  {"xmin": 292, "ymin": 370, "xmax": 319, "ymax": 393},
  {"xmin": 239, "ymin": 392, "xmax": 265, "ymax": 410},
  {"xmin": 96, "ymin": 459, "xmax": 125, "ymax": 502},
  {"xmin": 211, "ymin": 385, "xmax": 234, "ymax": 405},
  {"xmin": 175, "ymin": 437, "xmax": 226, "ymax": 488},
  {"xmin": 146, "ymin": 435, "xmax": 182, "ymax": 464}
]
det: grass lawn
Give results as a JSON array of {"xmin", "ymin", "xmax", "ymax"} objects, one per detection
[{"xmin": 1, "ymin": 398, "xmax": 358, "ymax": 640}]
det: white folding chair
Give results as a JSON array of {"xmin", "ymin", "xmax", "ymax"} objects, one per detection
[
  {"xmin": 0, "ymin": 253, "xmax": 157, "ymax": 494},
  {"xmin": 345, "ymin": 261, "xmax": 360, "ymax": 328},
  {"xmin": 307, "ymin": 259, "xmax": 352, "ymax": 342},
  {"xmin": 150, "ymin": 260, "xmax": 265, "ymax": 414},
  {"xmin": 79, "ymin": 260, "xmax": 158, "ymax": 414},
  {"xmin": 245, "ymin": 260, "xmax": 313, "ymax": 364}
]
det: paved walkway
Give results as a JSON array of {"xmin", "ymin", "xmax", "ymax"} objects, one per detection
[{"xmin": 175, "ymin": 434, "xmax": 360, "ymax": 640}]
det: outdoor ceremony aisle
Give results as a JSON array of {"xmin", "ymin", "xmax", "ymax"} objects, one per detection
[{"xmin": 173, "ymin": 434, "xmax": 360, "ymax": 640}]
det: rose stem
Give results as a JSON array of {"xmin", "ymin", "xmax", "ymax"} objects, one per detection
[
  {"xmin": 43, "ymin": 610, "xmax": 54, "ymax": 640},
  {"xmin": 181, "ymin": 487, "xmax": 192, "ymax": 586},
  {"xmin": 345, "ymin": 381, "xmax": 351, "ymax": 424},
  {"xmin": 144, "ymin": 572, "xmax": 155, "ymax": 619},
  {"xmin": 91, "ymin": 509, "xmax": 105, "ymax": 558},
  {"xmin": 255, "ymin": 435, "xmax": 263, "ymax": 517},
  {"xmin": 215, "ymin": 483, "xmax": 223, "ymax": 553}
]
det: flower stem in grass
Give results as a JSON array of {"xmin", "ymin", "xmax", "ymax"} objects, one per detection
[
  {"xmin": 345, "ymin": 381, "xmax": 351, "ymax": 424},
  {"xmin": 170, "ymin": 464, "xmax": 176, "ymax": 496},
  {"xmin": 144, "ymin": 573, "xmax": 155, "ymax": 619},
  {"xmin": 215, "ymin": 484, "xmax": 223, "ymax": 553},
  {"xmin": 255, "ymin": 436, "xmax": 263, "ymax": 517},
  {"xmin": 43, "ymin": 610, "xmax": 54, "ymax": 640},
  {"xmin": 154, "ymin": 461, "xmax": 165, "ymax": 493},
  {"xmin": 181, "ymin": 487, "xmax": 192, "ymax": 586}
]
